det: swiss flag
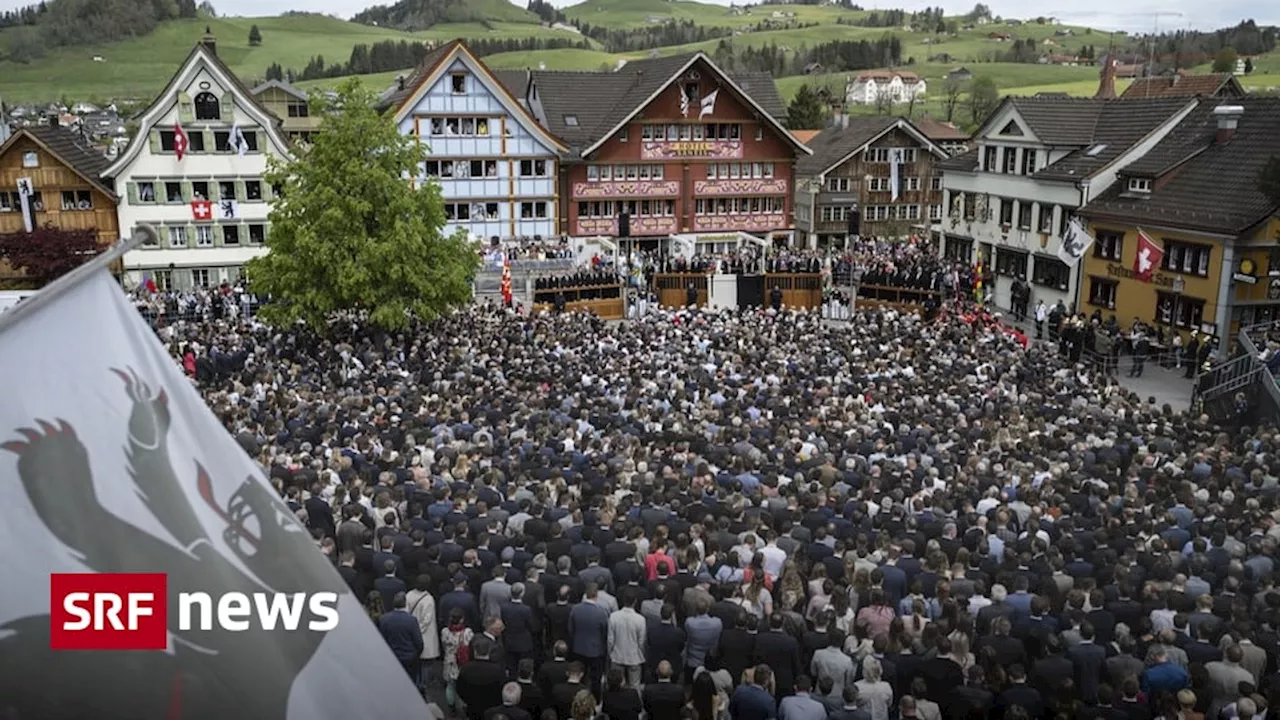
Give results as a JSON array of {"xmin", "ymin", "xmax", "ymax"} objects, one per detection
[
  {"xmin": 173, "ymin": 122, "xmax": 189, "ymax": 161},
  {"xmin": 191, "ymin": 199, "xmax": 212, "ymax": 221},
  {"xmin": 1133, "ymin": 228, "xmax": 1164, "ymax": 282}
]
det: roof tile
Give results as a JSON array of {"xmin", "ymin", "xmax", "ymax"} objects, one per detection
[
  {"xmin": 1120, "ymin": 72, "xmax": 1243, "ymax": 100},
  {"xmin": 795, "ymin": 117, "xmax": 898, "ymax": 177}
]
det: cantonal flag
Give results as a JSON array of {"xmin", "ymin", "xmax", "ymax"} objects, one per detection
[
  {"xmin": 191, "ymin": 199, "xmax": 213, "ymax": 221},
  {"xmin": 0, "ymin": 231, "xmax": 428, "ymax": 718},
  {"xmin": 1134, "ymin": 228, "xmax": 1164, "ymax": 282}
]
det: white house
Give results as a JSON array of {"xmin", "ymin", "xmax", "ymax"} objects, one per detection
[
  {"xmin": 383, "ymin": 39, "xmax": 567, "ymax": 242},
  {"xmin": 103, "ymin": 31, "xmax": 291, "ymax": 290},
  {"xmin": 846, "ymin": 71, "xmax": 927, "ymax": 106},
  {"xmin": 937, "ymin": 95, "xmax": 1198, "ymax": 310}
]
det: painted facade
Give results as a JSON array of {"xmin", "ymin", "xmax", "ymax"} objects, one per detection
[
  {"xmin": 564, "ymin": 56, "xmax": 800, "ymax": 248},
  {"xmin": 392, "ymin": 45, "xmax": 565, "ymax": 242},
  {"xmin": 103, "ymin": 37, "xmax": 292, "ymax": 290}
]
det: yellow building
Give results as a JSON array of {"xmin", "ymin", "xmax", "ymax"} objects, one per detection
[
  {"xmin": 251, "ymin": 80, "xmax": 321, "ymax": 143},
  {"xmin": 1078, "ymin": 98, "xmax": 1280, "ymax": 349}
]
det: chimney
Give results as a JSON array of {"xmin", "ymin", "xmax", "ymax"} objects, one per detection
[
  {"xmin": 201, "ymin": 26, "xmax": 217, "ymax": 56},
  {"xmin": 48, "ymin": 113, "xmax": 59, "ymax": 128},
  {"xmin": 1095, "ymin": 57, "xmax": 1116, "ymax": 99},
  {"xmin": 1214, "ymin": 105, "xmax": 1244, "ymax": 144}
]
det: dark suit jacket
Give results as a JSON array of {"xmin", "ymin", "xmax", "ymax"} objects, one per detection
[
  {"xmin": 1032, "ymin": 655, "xmax": 1074, "ymax": 697},
  {"xmin": 994, "ymin": 683, "xmax": 1044, "ymax": 719},
  {"xmin": 603, "ymin": 687, "xmax": 644, "ymax": 720},
  {"xmin": 552, "ymin": 681, "xmax": 588, "ymax": 718},
  {"xmin": 978, "ymin": 634, "xmax": 1026, "ymax": 668},
  {"xmin": 944, "ymin": 686, "xmax": 993, "ymax": 720},
  {"xmin": 1184, "ymin": 640, "xmax": 1223, "ymax": 666},
  {"xmin": 378, "ymin": 609, "xmax": 424, "ymax": 663},
  {"xmin": 719, "ymin": 627, "xmax": 756, "ymax": 682},
  {"xmin": 500, "ymin": 600, "xmax": 538, "ymax": 654},
  {"xmin": 537, "ymin": 659, "xmax": 570, "ymax": 697},
  {"xmin": 457, "ymin": 660, "xmax": 507, "ymax": 720},
  {"xmin": 643, "ymin": 681, "xmax": 686, "ymax": 719},
  {"xmin": 647, "ymin": 621, "xmax": 686, "ymax": 671},
  {"xmin": 374, "ymin": 575, "xmax": 408, "ymax": 602},
  {"xmin": 440, "ymin": 590, "xmax": 482, "ymax": 630},
  {"xmin": 917, "ymin": 656, "xmax": 964, "ymax": 703},
  {"xmin": 1067, "ymin": 641, "xmax": 1107, "ymax": 704},
  {"xmin": 568, "ymin": 601, "xmax": 609, "ymax": 658},
  {"xmin": 516, "ymin": 680, "xmax": 545, "ymax": 719},
  {"xmin": 483, "ymin": 706, "xmax": 530, "ymax": 720},
  {"xmin": 752, "ymin": 630, "xmax": 801, "ymax": 696}
]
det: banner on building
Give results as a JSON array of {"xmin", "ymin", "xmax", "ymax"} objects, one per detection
[
  {"xmin": 0, "ymin": 228, "xmax": 429, "ymax": 718},
  {"xmin": 15, "ymin": 177, "xmax": 34, "ymax": 233},
  {"xmin": 1057, "ymin": 216, "xmax": 1096, "ymax": 265},
  {"xmin": 218, "ymin": 199, "xmax": 240, "ymax": 220},
  {"xmin": 889, "ymin": 149, "xmax": 904, "ymax": 202}
]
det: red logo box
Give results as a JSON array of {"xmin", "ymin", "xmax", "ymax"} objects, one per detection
[{"xmin": 50, "ymin": 573, "xmax": 168, "ymax": 650}]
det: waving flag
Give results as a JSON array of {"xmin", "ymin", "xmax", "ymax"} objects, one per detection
[
  {"xmin": 1056, "ymin": 217, "xmax": 1096, "ymax": 265},
  {"xmin": 173, "ymin": 123, "xmax": 189, "ymax": 161},
  {"xmin": 0, "ymin": 229, "xmax": 429, "ymax": 719},
  {"xmin": 680, "ymin": 86, "xmax": 690, "ymax": 118},
  {"xmin": 231, "ymin": 124, "xmax": 249, "ymax": 158},
  {"xmin": 1134, "ymin": 228, "xmax": 1164, "ymax": 282},
  {"xmin": 699, "ymin": 89, "xmax": 719, "ymax": 119}
]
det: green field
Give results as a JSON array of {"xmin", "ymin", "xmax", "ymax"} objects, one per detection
[
  {"xmin": 2, "ymin": 1, "xmax": 1278, "ymax": 106},
  {"xmin": 0, "ymin": 14, "xmax": 586, "ymax": 102}
]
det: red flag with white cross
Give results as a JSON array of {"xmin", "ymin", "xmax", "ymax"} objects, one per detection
[
  {"xmin": 173, "ymin": 123, "xmax": 189, "ymax": 161},
  {"xmin": 191, "ymin": 199, "xmax": 212, "ymax": 221},
  {"xmin": 1133, "ymin": 228, "xmax": 1164, "ymax": 282}
]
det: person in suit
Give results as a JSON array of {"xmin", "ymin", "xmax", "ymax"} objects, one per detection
[
  {"xmin": 602, "ymin": 667, "xmax": 643, "ymax": 720},
  {"xmin": 1066, "ymin": 622, "xmax": 1107, "ymax": 705},
  {"xmin": 753, "ymin": 613, "xmax": 802, "ymax": 698},
  {"xmin": 811, "ymin": 628, "xmax": 856, "ymax": 699},
  {"xmin": 828, "ymin": 685, "xmax": 872, "ymax": 720},
  {"xmin": 607, "ymin": 590, "xmax": 647, "ymax": 688},
  {"xmin": 537, "ymin": 642, "xmax": 571, "ymax": 699},
  {"xmin": 683, "ymin": 596, "xmax": 723, "ymax": 683},
  {"xmin": 719, "ymin": 611, "xmax": 756, "ymax": 686},
  {"xmin": 1031, "ymin": 635, "xmax": 1074, "ymax": 698},
  {"xmin": 647, "ymin": 604, "xmax": 687, "ymax": 682},
  {"xmin": 944, "ymin": 665, "xmax": 993, "ymax": 720},
  {"xmin": 550, "ymin": 661, "xmax": 588, "ymax": 719},
  {"xmin": 568, "ymin": 582, "xmax": 610, "ymax": 694},
  {"xmin": 515, "ymin": 659, "xmax": 545, "ymax": 720},
  {"xmin": 730, "ymin": 665, "xmax": 777, "ymax": 720},
  {"xmin": 457, "ymin": 637, "xmax": 507, "ymax": 720},
  {"xmin": 481, "ymin": 564, "xmax": 513, "ymax": 624},
  {"xmin": 304, "ymin": 481, "xmax": 335, "ymax": 539},
  {"xmin": 779, "ymin": 675, "xmax": 827, "ymax": 720},
  {"xmin": 644, "ymin": 661, "xmax": 687, "ymax": 720},
  {"xmin": 917, "ymin": 637, "xmax": 964, "ymax": 703},
  {"xmin": 993, "ymin": 665, "xmax": 1043, "ymax": 720},
  {"xmin": 771, "ymin": 286, "xmax": 783, "ymax": 312},
  {"xmin": 379, "ymin": 591, "xmax": 424, "ymax": 682},
  {"xmin": 501, "ymin": 583, "xmax": 539, "ymax": 677},
  {"xmin": 440, "ymin": 573, "xmax": 482, "ymax": 631},
  {"xmin": 374, "ymin": 559, "xmax": 408, "ymax": 602},
  {"xmin": 545, "ymin": 585, "xmax": 574, "ymax": 649},
  {"xmin": 483, "ymin": 683, "xmax": 532, "ymax": 720},
  {"xmin": 472, "ymin": 616, "xmax": 506, "ymax": 670}
]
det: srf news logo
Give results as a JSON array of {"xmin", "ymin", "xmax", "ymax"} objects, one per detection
[{"xmin": 50, "ymin": 573, "xmax": 339, "ymax": 650}]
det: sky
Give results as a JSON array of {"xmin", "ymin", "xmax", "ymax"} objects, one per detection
[{"xmin": 0, "ymin": 0, "xmax": 1273, "ymax": 33}]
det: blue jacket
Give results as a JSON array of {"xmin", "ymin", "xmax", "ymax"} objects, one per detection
[
  {"xmin": 729, "ymin": 684, "xmax": 776, "ymax": 720},
  {"xmin": 1142, "ymin": 661, "xmax": 1189, "ymax": 696},
  {"xmin": 379, "ymin": 609, "xmax": 424, "ymax": 663},
  {"xmin": 568, "ymin": 600, "xmax": 610, "ymax": 658}
]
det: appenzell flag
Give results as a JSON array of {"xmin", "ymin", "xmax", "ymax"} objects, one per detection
[{"xmin": 0, "ymin": 260, "xmax": 427, "ymax": 718}]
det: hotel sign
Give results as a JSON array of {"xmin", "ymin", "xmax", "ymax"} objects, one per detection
[
  {"xmin": 694, "ymin": 179, "xmax": 789, "ymax": 196},
  {"xmin": 572, "ymin": 181, "xmax": 681, "ymax": 198},
  {"xmin": 641, "ymin": 140, "xmax": 744, "ymax": 160},
  {"xmin": 1105, "ymin": 263, "xmax": 1175, "ymax": 289},
  {"xmin": 577, "ymin": 216, "xmax": 678, "ymax": 236},
  {"xmin": 694, "ymin": 213, "xmax": 785, "ymax": 233}
]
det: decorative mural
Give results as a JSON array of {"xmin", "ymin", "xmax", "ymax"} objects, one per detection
[
  {"xmin": 572, "ymin": 181, "xmax": 681, "ymax": 198},
  {"xmin": 694, "ymin": 214, "xmax": 786, "ymax": 233},
  {"xmin": 577, "ymin": 216, "xmax": 679, "ymax": 236},
  {"xmin": 693, "ymin": 179, "xmax": 789, "ymax": 196},
  {"xmin": 641, "ymin": 140, "xmax": 744, "ymax": 161}
]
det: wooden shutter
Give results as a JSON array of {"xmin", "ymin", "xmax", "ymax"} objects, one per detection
[
  {"xmin": 235, "ymin": 180, "xmax": 246, "ymax": 202},
  {"xmin": 261, "ymin": 181, "xmax": 273, "ymax": 202},
  {"xmin": 220, "ymin": 94, "xmax": 235, "ymax": 122},
  {"xmin": 126, "ymin": 182, "xmax": 138, "ymax": 204},
  {"xmin": 208, "ymin": 182, "xmax": 220, "ymax": 201},
  {"xmin": 177, "ymin": 91, "xmax": 194, "ymax": 124},
  {"xmin": 214, "ymin": 225, "xmax": 224, "ymax": 246},
  {"xmin": 181, "ymin": 182, "xmax": 193, "ymax": 202},
  {"xmin": 148, "ymin": 131, "xmax": 161, "ymax": 154}
]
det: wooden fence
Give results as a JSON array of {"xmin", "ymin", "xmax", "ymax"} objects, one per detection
[{"xmin": 532, "ymin": 284, "xmax": 625, "ymax": 320}]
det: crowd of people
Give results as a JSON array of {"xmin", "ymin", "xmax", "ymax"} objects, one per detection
[{"xmin": 145, "ymin": 289, "xmax": 1280, "ymax": 720}]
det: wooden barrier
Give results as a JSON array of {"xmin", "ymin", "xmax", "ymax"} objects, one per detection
[
  {"xmin": 854, "ymin": 284, "xmax": 943, "ymax": 313},
  {"xmin": 532, "ymin": 284, "xmax": 625, "ymax": 320},
  {"xmin": 652, "ymin": 273, "xmax": 710, "ymax": 308},
  {"xmin": 764, "ymin": 273, "xmax": 822, "ymax": 310}
]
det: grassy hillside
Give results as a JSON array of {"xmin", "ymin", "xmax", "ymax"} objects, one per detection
[
  {"xmin": 563, "ymin": 0, "xmax": 866, "ymax": 30},
  {"xmin": 0, "ymin": 14, "xmax": 587, "ymax": 102}
]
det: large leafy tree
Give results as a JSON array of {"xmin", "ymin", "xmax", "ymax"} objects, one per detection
[
  {"xmin": 0, "ymin": 225, "xmax": 101, "ymax": 287},
  {"xmin": 246, "ymin": 79, "xmax": 477, "ymax": 331},
  {"xmin": 786, "ymin": 84, "xmax": 826, "ymax": 130},
  {"xmin": 967, "ymin": 75, "xmax": 1000, "ymax": 127},
  {"xmin": 1212, "ymin": 46, "xmax": 1238, "ymax": 73}
]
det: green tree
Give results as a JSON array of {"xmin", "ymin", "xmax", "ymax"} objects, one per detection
[
  {"xmin": 246, "ymin": 80, "xmax": 477, "ymax": 331},
  {"xmin": 967, "ymin": 75, "xmax": 1000, "ymax": 127},
  {"xmin": 1244, "ymin": 57, "xmax": 1254, "ymax": 74},
  {"xmin": 1259, "ymin": 156, "xmax": 1280, "ymax": 208},
  {"xmin": 248, "ymin": 23, "xmax": 261, "ymax": 46},
  {"xmin": 786, "ymin": 84, "xmax": 826, "ymax": 130},
  {"xmin": 1212, "ymin": 46, "xmax": 1238, "ymax": 72}
]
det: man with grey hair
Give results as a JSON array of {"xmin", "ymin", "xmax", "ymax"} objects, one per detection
[
  {"xmin": 482, "ymin": 683, "xmax": 530, "ymax": 720},
  {"xmin": 977, "ymin": 584, "xmax": 1013, "ymax": 635}
]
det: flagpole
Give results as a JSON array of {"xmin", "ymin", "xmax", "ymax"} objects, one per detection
[{"xmin": 0, "ymin": 224, "xmax": 159, "ymax": 336}]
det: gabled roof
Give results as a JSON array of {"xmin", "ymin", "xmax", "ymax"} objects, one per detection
[
  {"xmin": 378, "ymin": 42, "xmax": 455, "ymax": 111},
  {"xmin": 796, "ymin": 117, "xmax": 945, "ymax": 178},
  {"xmin": 1120, "ymin": 72, "xmax": 1244, "ymax": 100},
  {"xmin": 527, "ymin": 52, "xmax": 806, "ymax": 159},
  {"xmin": 914, "ymin": 115, "xmax": 969, "ymax": 141},
  {"xmin": 386, "ymin": 39, "xmax": 567, "ymax": 154},
  {"xmin": 1080, "ymin": 97, "xmax": 1280, "ymax": 235},
  {"xmin": 0, "ymin": 126, "xmax": 116, "ymax": 200},
  {"xmin": 251, "ymin": 79, "xmax": 309, "ymax": 101},
  {"xmin": 102, "ymin": 41, "xmax": 292, "ymax": 178},
  {"xmin": 971, "ymin": 96, "xmax": 1195, "ymax": 181}
]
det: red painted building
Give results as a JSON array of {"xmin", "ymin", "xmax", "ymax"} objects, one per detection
[{"xmin": 497, "ymin": 53, "xmax": 811, "ymax": 247}]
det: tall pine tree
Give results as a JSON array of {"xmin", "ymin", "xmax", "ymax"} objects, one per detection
[
  {"xmin": 786, "ymin": 85, "xmax": 826, "ymax": 130},
  {"xmin": 248, "ymin": 24, "xmax": 262, "ymax": 46}
]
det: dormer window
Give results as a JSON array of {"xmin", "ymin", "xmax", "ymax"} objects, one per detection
[
  {"xmin": 193, "ymin": 92, "xmax": 220, "ymax": 120},
  {"xmin": 1128, "ymin": 178, "xmax": 1151, "ymax": 193},
  {"xmin": 564, "ymin": 115, "xmax": 579, "ymax": 127},
  {"xmin": 450, "ymin": 74, "xmax": 466, "ymax": 94}
]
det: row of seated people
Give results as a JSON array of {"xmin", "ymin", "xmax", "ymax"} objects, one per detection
[{"xmin": 534, "ymin": 270, "xmax": 623, "ymax": 302}]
